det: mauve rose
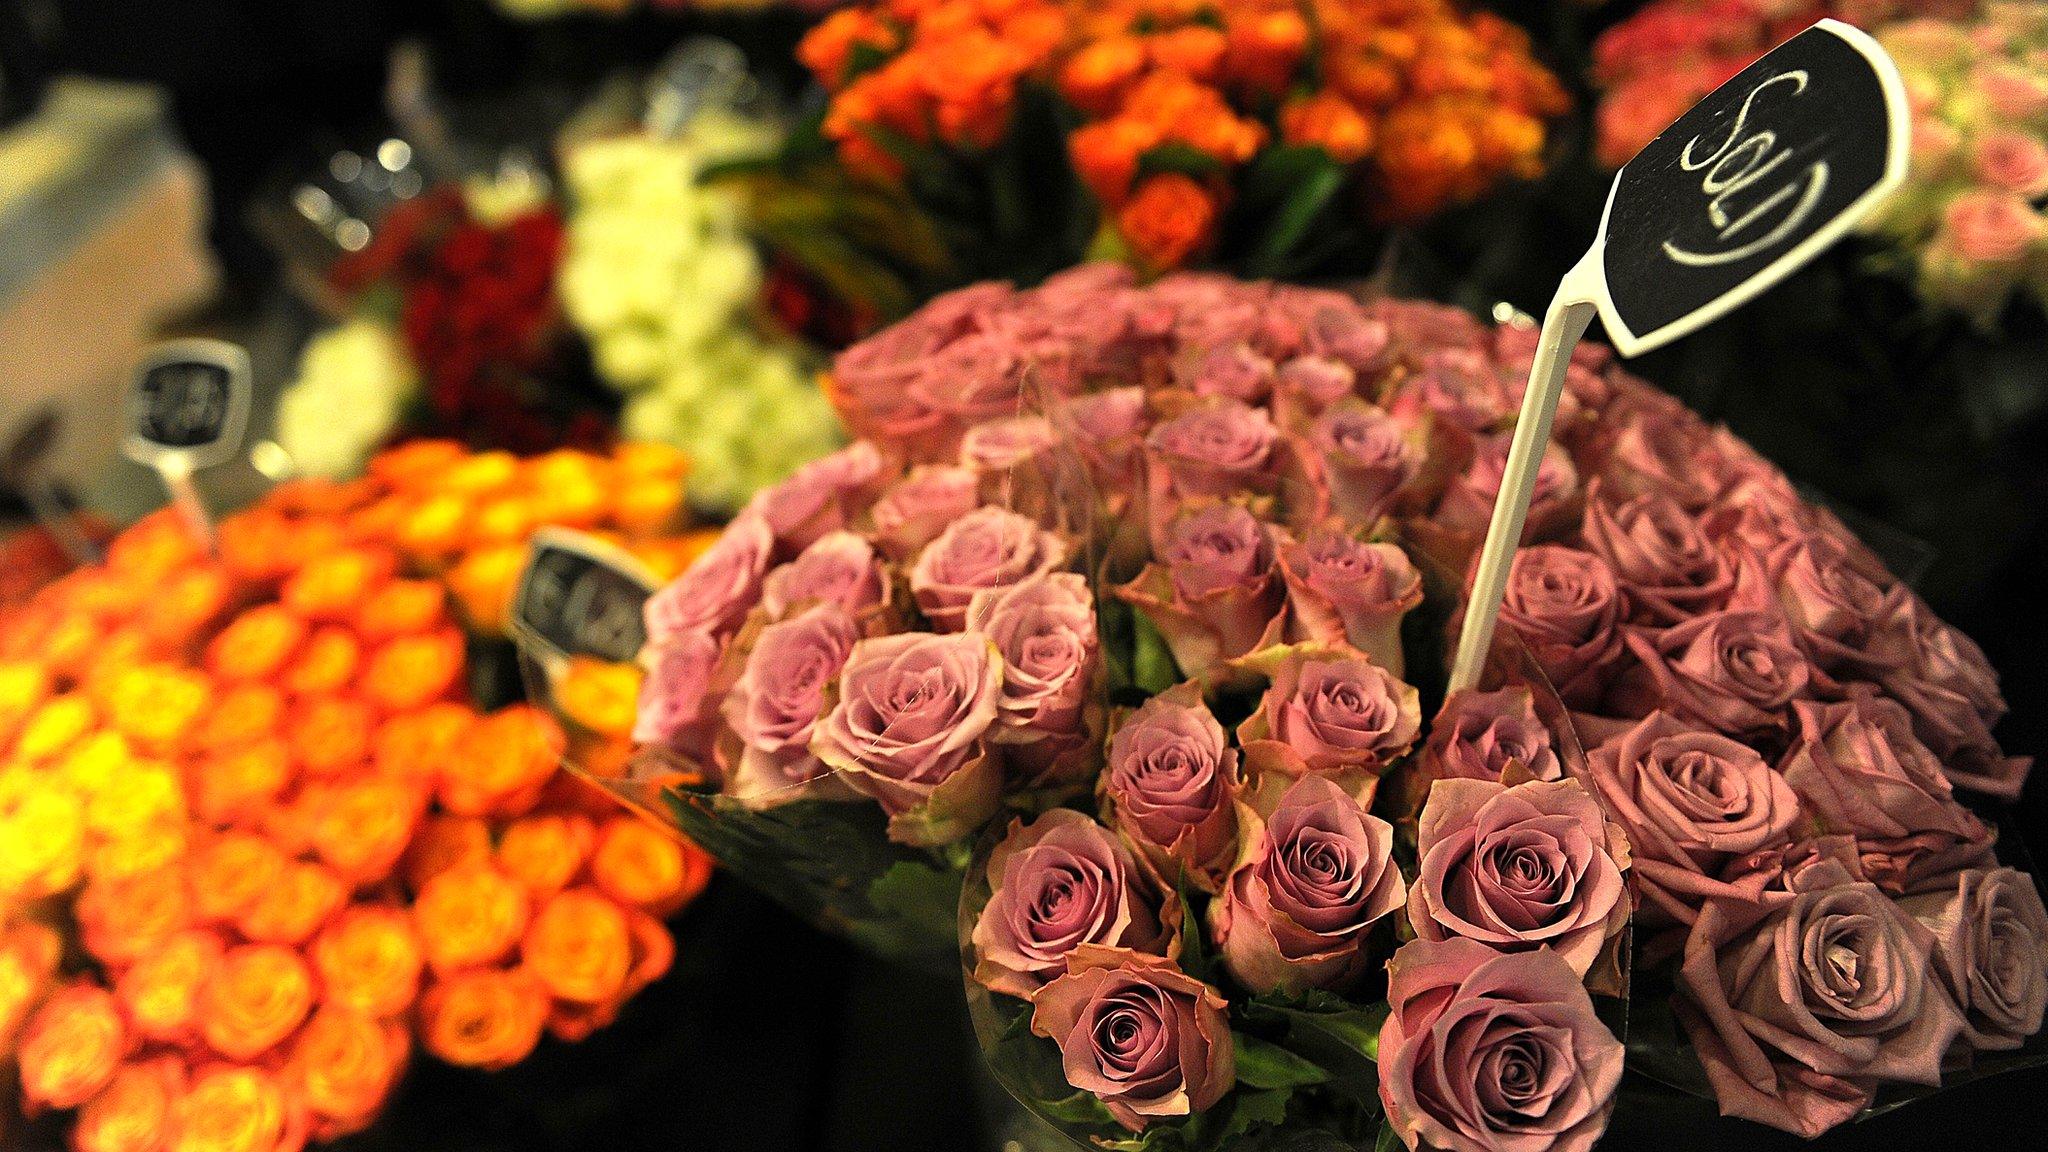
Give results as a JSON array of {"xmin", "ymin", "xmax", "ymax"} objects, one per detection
[
  {"xmin": 909, "ymin": 506, "xmax": 1068, "ymax": 632},
  {"xmin": 1029, "ymin": 946, "xmax": 1234, "ymax": 1132},
  {"xmin": 1211, "ymin": 775, "xmax": 1404, "ymax": 994},
  {"xmin": 1311, "ymin": 401, "xmax": 1423, "ymax": 527},
  {"xmin": 1751, "ymin": 534, "xmax": 1905, "ymax": 679},
  {"xmin": 1580, "ymin": 487, "xmax": 1734, "ymax": 625},
  {"xmin": 1114, "ymin": 503, "xmax": 1285, "ymax": 681},
  {"xmin": 971, "ymin": 810, "xmax": 1170, "ymax": 998},
  {"xmin": 1415, "ymin": 687, "xmax": 1562, "ymax": 786},
  {"xmin": 1144, "ymin": 398, "xmax": 1280, "ymax": 504},
  {"xmin": 1586, "ymin": 711, "xmax": 1799, "ymax": 926},
  {"xmin": 644, "ymin": 512, "xmax": 773, "ymax": 643},
  {"xmin": 760, "ymin": 531, "xmax": 885, "ymax": 620},
  {"xmin": 1939, "ymin": 189, "xmax": 2042, "ymax": 265},
  {"xmin": 1408, "ymin": 779, "xmax": 1629, "ymax": 977},
  {"xmin": 1780, "ymin": 692, "xmax": 1994, "ymax": 895},
  {"xmin": 810, "ymin": 631, "xmax": 1004, "ymax": 846},
  {"xmin": 720, "ymin": 606, "xmax": 861, "ymax": 807},
  {"xmin": 1614, "ymin": 609, "xmax": 1811, "ymax": 739},
  {"xmin": 633, "ymin": 631, "xmax": 723, "ymax": 759},
  {"xmin": 1971, "ymin": 129, "xmax": 2048, "ymax": 196},
  {"xmin": 1101, "ymin": 684, "xmax": 1240, "ymax": 890},
  {"xmin": 1379, "ymin": 937, "xmax": 1624, "ymax": 1152},
  {"xmin": 744, "ymin": 442, "xmax": 885, "ymax": 552},
  {"xmin": 1493, "ymin": 545, "xmax": 1626, "ymax": 709},
  {"xmin": 871, "ymin": 466, "xmax": 981, "ymax": 560},
  {"xmin": 1875, "ymin": 597, "xmax": 2031, "ymax": 800},
  {"xmin": 1899, "ymin": 867, "xmax": 2048, "ymax": 1053},
  {"xmin": 1277, "ymin": 528, "xmax": 1421, "ymax": 674},
  {"xmin": 1240, "ymin": 652, "xmax": 1421, "ymax": 788},
  {"xmin": 965, "ymin": 573, "xmax": 1096, "ymax": 740},
  {"xmin": 1676, "ymin": 856, "xmax": 1965, "ymax": 1138},
  {"xmin": 1438, "ymin": 436, "xmax": 1581, "ymax": 544}
]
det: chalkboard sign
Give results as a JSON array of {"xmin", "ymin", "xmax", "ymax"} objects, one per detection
[
  {"xmin": 123, "ymin": 339, "xmax": 253, "ymax": 468},
  {"xmin": 1592, "ymin": 20, "xmax": 1908, "ymax": 356},
  {"xmin": 510, "ymin": 529, "xmax": 658, "ymax": 665}
]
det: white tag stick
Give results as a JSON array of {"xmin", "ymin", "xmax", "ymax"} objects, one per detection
[
  {"xmin": 1448, "ymin": 258, "xmax": 1598, "ymax": 695},
  {"xmin": 155, "ymin": 453, "xmax": 215, "ymax": 553}
]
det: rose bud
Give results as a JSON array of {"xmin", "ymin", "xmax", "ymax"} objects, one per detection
[
  {"xmin": 1311, "ymin": 400, "xmax": 1423, "ymax": 527},
  {"xmin": 966, "ymin": 573, "xmax": 1097, "ymax": 760},
  {"xmin": 810, "ymin": 631, "xmax": 1004, "ymax": 846},
  {"xmin": 1899, "ymin": 867, "xmax": 2048, "ymax": 1053},
  {"xmin": 744, "ymin": 441, "xmax": 885, "ymax": 553},
  {"xmin": 1113, "ymin": 503, "xmax": 1285, "ymax": 683},
  {"xmin": 1211, "ymin": 775, "xmax": 1404, "ymax": 994},
  {"xmin": 1491, "ymin": 545, "xmax": 1626, "ymax": 710},
  {"xmin": 1613, "ymin": 609, "xmax": 1811, "ymax": 740},
  {"xmin": 1579, "ymin": 485, "xmax": 1735, "ymax": 625},
  {"xmin": 1238, "ymin": 649, "xmax": 1420, "ymax": 809},
  {"xmin": 1780, "ymin": 692, "xmax": 1994, "ymax": 895},
  {"xmin": 720, "ymin": 605, "xmax": 863, "ymax": 808},
  {"xmin": 1101, "ymin": 684, "xmax": 1241, "ymax": 891},
  {"xmin": 760, "ymin": 531, "xmax": 887, "ymax": 622},
  {"xmin": 1143, "ymin": 397, "xmax": 1279, "ymax": 504},
  {"xmin": 643, "ymin": 511, "xmax": 773, "ymax": 644},
  {"xmin": 909, "ymin": 506, "xmax": 1068, "ymax": 632},
  {"xmin": 1875, "ymin": 596, "xmax": 2032, "ymax": 800},
  {"xmin": 871, "ymin": 465, "xmax": 982, "ymax": 561},
  {"xmin": 633, "ymin": 630, "xmax": 724, "ymax": 762},
  {"xmin": 1379, "ymin": 938, "xmax": 1624, "ymax": 1152},
  {"xmin": 1676, "ymin": 855, "xmax": 1965, "ymax": 1137},
  {"xmin": 971, "ymin": 810, "xmax": 1172, "ymax": 998},
  {"xmin": 1276, "ymin": 527, "xmax": 1422, "ymax": 675},
  {"xmin": 1437, "ymin": 435, "xmax": 1581, "ymax": 544},
  {"xmin": 1585, "ymin": 711, "xmax": 1799, "ymax": 926},
  {"xmin": 1408, "ymin": 687, "xmax": 1562, "ymax": 803},
  {"xmin": 1408, "ymin": 778, "xmax": 1630, "ymax": 977},
  {"xmin": 1028, "ymin": 945, "xmax": 1234, "ymax": 1132}
]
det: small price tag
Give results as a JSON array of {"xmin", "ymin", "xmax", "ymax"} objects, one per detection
[
  {"xmin": 122, "ymin": 339, "xmax": 253, "ymax": 469},
  {"xmin": 510, "ymin": 529, "xmax": 658, "ymax": 666}
]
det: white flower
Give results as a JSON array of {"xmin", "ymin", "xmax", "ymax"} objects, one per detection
[{"xmin": 274, "ymin": 317, "xmax": 419, "ymax": 479}]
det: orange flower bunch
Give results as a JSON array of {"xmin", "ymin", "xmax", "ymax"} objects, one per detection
[
  {"xmin": 0, "ymin": 441, "xmax": 716, "ymax": 1152},
  {"xmin": 800, "ymin": 0, "xmax": 1569, "ymax": 269}
]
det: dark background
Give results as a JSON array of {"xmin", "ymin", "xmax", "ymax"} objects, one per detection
[{"xmin": 4, "ymin": 1, "xmax": 2044, "ymax": 1149}]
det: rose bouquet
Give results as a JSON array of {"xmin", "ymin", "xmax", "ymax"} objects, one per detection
[
  {"xmin": 0, "ymin": 440, "xmax": 715, "ymax": 1151},
  {"xmin": 618, "ymin": 263, "xmax": 2045, "ymax": 1146}
]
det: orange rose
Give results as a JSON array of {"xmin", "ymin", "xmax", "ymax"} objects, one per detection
[
  {"xmin": 235, "ymin": 860, "xmax": 346, "ymax": 947},
  {"xmin": 77, "ymin": 869, "xmax": 191, "ymax": 968},
  {"xmin": 289, "ymin": 1006, "xmax": 408, "ymax": 1137},
  {"xmin": 401, "ymin": 813, "xmax": 492, "ymax": 891},
  {"xmin": 289, "ymin": 697, "xmax": 375, "ymax": 778},
  {"xmin": 170, "ymin": 1064, "xmax": 307, "ymax": 1152},
  {"xmin": 198, "ymin": 944, "xmax": 315, "ymax": 1061},
  {"xmin": 280, "ymin": 548, "xmax": 394, "ymax": 623},
  {"xmin": 589, "ymin": 816, "xmax": 711, "ymax": 917},
  {"xmin": 186, "ymin": 831, "xmax": 287, "ymax": 925},
  {"xmin": 523, "ymin": 888, "xmax": 632, "ymax": 1005},
  {"xmin": 1116, "ymin": 172, "xmax": 1219, "ymax": 271},
  {"xmin": 73, "ymin": 1057, "xmax": 185, "ymax": 1152},
  {"xmin": 413, "ymin": 863, "xmax": 530, "ymax": 974},
  {"xmin": 496, "ymin": 812, "xmax": 596, "ymax": 897},
  {"xmin": 194, "ymin": 684, "xmax": 287, "ymax": 753},
  {"xmin": 115, "ymin": 928, "xmax": 224, "ymax": 1044},
  {"xmin": 206, "ymin": 606, "xmax": 309, "ymax": 685},
  {"xmin": 0, "ymin": 918, "xmax": 61, "ymax": 1046},
  {"xmin": 17, "ymin": 984, "xmax": 130, "ymax": 1110},
  {"xmin": 189, "ymin": 740, "xmax": 295, "ymax": 827},
  {"xmin": 312, "ymin": 906, "xmax": 422, "ymax": 1019},
  {"xmin": 353, "ymin": 580, "xmax": 448, "ymax": 642},
  {"xmin": 438, "ymin": 706, "xmax": 563, "ymax": 818},
  {"xmin": 282, "ymin": 628, "xmax": 361, "ymax": 698},
  {"xmin": 1281, "ymin": 90, "xmax": 1376, "ymax": 164},
  {"xmin": 372, "ymin": 702, "xmax": 476, "ymax": 782},
  {"xmin": 359, "ymin": 629, "xmax": 464, "ymax": 714},
  {"xmin": 307, "ymin": 776, "xmax": 429, "ymax": 887},
  {"xmin": 418, "ymin": 969, "xmax": 548, "ymax": 1071}
]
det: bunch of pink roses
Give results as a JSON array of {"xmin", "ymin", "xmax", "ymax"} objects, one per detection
[{"xmin": 633, "ymin": 263, "xmax": 2044, "ymax": 1148}]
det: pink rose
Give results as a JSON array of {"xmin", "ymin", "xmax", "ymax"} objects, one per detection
[
  {"xmin": 810, "ymin": 631, "xmax": 1004, "ymax": 846},
  {"xmin": 760, "ymin": 531, "xmax": 885, "ymax": 621},
  {"xmin": 871, "ymin": 465, "xmax": 981, "ymax": 561},
  {"xmin": 1210, "ymin": 775, "xmax": 1404, "ymax": 994},
  {"xmin": 1437, "ymin": 436, "xmax": 1581, "ymax": 545},
  {"xmin": 1875, "ymin": 597, "xmax": 2031, "ymax": 800},
  {"xmin": 1413, "ymin": 687, "xmax": 1562, "ymax": 787},
  {"xmin": 1937, "ymin": 189, "xmax": 2043, "ymax": 265},
  {"xmin": 1101, "ymin": 684, "xmax": 1240, "ymax": 891},
  {"xmin": 908, "ymin": 506, "xmax": 1068, "ymax": 632},
  {"xmin": 1579, "ymin": 487, "xmax": 1735, "ymax": 625},
  {"xmin": 1379, "ymin": 938, "xmax": 1624, "ymax": 1152},
  {"xmin": 1409, "ymin": 778, "xmax": 1629, "ymax": 976},
  {"xmin": 719, "ymin": 606, "xmax": 861, "ymax": 808},
  {"xmin": 1310, "ymin": 401, "xmax": 1424, "ymax": 527},
  {"xmin": 1113, "ymin": 503, "xmax": 1285, "ymax": 682},
  {"xmin": 1971, "ymin": 128, "xmax": 2048, "ymax": 196},
  {"xmin": 1780, "ymin": 692, "xmax": 1994, "ymax": 895},
  {"xmin": 1143, "ymin": 398, "xmax": 1280, "ymax": 507},
  {"xmin": 1585, "ymin": 711, "xmax": 1800, "ymax": 926},
  {"xmin": 745, "ymin": 442, "xmax": 885, "ymax": 552},
  {"xmin": 643, "ymin": 512, "xmax": 773, "ymax": 643},
  {"xmin": 1276, "ymin": 528, "xmax": 1422, "ymax": 674},
  {"xmin": 1493, "ymin": 545, "xmax": 1626, "ymax": 709},
  {"xmin": 1028, "ymin": 946, "xmax": 1234, "ymax": 1132},
  {"xmin": 633, "ymin": 631, "xmax": 723, "ymax": 759},
  {"xmin": 1238, "ymin": 652, "xmax": 1421, "ymax": 799},
  {"xmin": 1676, "ymin": 857, "xmax": 1965, "ymax": 1138},
  {"xmin": 971, "ymin": 810, "xmax": 1171, "ymax": 998},
  {"xmin": 965, "ymin": 572, "xmax": 1096, "ymax": 747},
  {"xmin": 1899, "ymin": 867, "xmax": 2048, "ymax": 1053},
  {"xmin": 1613, "ymin": 609, "xmax": 1811, "ymax": 739}
]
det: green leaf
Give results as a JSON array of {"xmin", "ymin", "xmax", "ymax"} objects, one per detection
[
  {"xmin": 1131, "ymin": 610, "xmax": 1181, "ymax": 696},
  {"xmin": 1234, "ymin": 1034, "xmax": 1331, "ymax": 1089}
]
